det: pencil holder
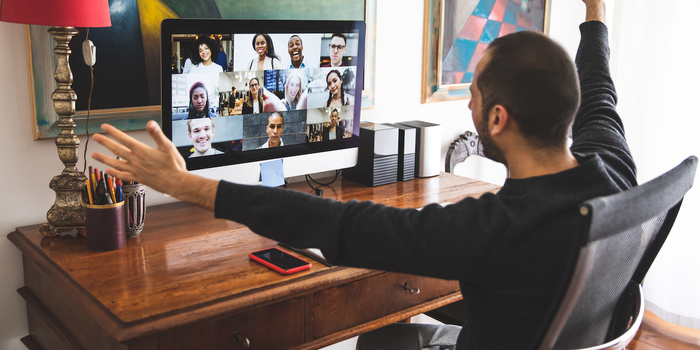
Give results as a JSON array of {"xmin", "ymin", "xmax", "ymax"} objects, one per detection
[
  {"xmin": 85, "ymin": 202, "xmax": 126, "ymax": 251},
  {"xmin": 123, "ymin": 184, "xmax": 147, "ymax": 237}
]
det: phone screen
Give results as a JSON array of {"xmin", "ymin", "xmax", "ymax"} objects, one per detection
[{"xmin": 250, "ymin": 248, "xmax": 309, "ymax": 270}]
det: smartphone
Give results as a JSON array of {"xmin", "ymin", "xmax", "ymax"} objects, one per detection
[{"xmin": 249, "ymin": 247, "xmax": 311, "ymax": 274}]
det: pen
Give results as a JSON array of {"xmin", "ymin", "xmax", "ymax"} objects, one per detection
[
  {"xmin": 90, "ymin": 172, "xmax": 97, "ymax": 194},
  {"xmin": 106, "ymin": 175, "xmax": 116, "ymax": 204},
  {"xmin": 85, "ymin": 178, "xmax": 94, "ymax": 205}
]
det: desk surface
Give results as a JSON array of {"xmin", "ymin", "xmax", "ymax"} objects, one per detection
[{"xmin": 9, "ymin": 172, "xmax": 500, "ymax": 349}]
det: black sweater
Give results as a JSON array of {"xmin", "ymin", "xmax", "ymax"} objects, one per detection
[{"xmin": 214, "ymin": 21, "xmax": 636, "ymax": 350}]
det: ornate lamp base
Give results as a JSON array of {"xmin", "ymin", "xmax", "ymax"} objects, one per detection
[
  {"xmin": 39, "ymin": 26, "xmax": 87, "ymax": 237},
  {"xmin": 40, "ymin": 173, "xmax": 87, "ymax": 237}
]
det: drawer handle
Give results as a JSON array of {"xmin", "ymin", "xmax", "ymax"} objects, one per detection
[
  {"xmin": 234, "ymin": 332, "xmax": 250, "ymax": 348},
  {"xmin": 402, "ymin": 281, "xmax": 421, "ymax": 295}
]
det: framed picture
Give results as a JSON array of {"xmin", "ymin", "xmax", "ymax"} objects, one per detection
[
  {"xmin": 422, "ymin": 0, "xmax": 551, "ymax": 103},
  {"xmin": 27, "ymin": 0, "xmax": 377, "ymax": 140}
]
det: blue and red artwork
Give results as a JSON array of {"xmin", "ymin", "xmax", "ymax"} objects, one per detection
[{"xmin": 441, "ymin": 0, "xmax": 546, "ymax": 85}]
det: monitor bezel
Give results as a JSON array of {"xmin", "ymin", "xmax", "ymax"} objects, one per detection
[{"xmin": 161, "ymin": 19, "xmax": 366, "ymax": 172}]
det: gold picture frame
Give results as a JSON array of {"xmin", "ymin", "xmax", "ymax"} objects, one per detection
[
  {"xmin": 422, "ymin": 0, "xmax": 551, "ymax": 103},
  {"xmin": 27, "ymin": 0, "xmax": 377, "ymax": 140}
]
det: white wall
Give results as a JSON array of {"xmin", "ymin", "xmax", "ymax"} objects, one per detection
[
  {"xmin": 2, "ymin": 0, "xmax": 697, "ymax": 348},
  {"xmin": 612, "ymin": 0, "xmax": 700, "ymax": 329}
]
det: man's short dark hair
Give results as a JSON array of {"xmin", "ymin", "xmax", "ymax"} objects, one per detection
[
  {"xmin": 331, "ymin": 33, "xmax": 347, "ymax": 45},
  {"xmin": 477, "ymin": 31, "xmax": 580, "ymax": 150}
]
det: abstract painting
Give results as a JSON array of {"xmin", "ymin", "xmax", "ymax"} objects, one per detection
[
  {"xmin": 27, "ymin": 0, "xmax": 376, "ymax": 139},
  {"xmin": 422, "ymin": 0, "xmax": 550, "ymax": 103}
]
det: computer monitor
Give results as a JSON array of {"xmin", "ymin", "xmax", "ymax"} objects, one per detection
[{"xmin": 161, "ymin": 19, "xmax": 366, "ymax": 184}]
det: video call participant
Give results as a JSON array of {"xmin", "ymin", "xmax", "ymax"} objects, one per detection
[
  {"xmin": 249, "ymin": 33, "xmax": 282, "ymax": 70},
  {"xmin": 322, "ymin": 108, "xmax": 344, "ymax": 141},
  {"xmin": 242, "ymin": 77, "xmax": 263, "ymax": 114},
  {"xmin": 242, "ymin": 77, "xmax": 288, "ymax": 114},
  {"xmin": 187, "ymin": 118, "xmax": 223, "ymax": 157},
  {"xmin": 92, "ymin": 1, "xmax": 627, "ymax": 348},
  {"xmin": 283, "ymin": 73, "xmax": 303, "ymax": 110},
  {"xmin": 186, "ymin": 82, "xmax": 217, "ymax": 120},
  {"xmin": 322, "ymin": 33, "xmax": 346, "ymax": 67},
  {"xmin": 183, "ymin": 36, "xmax": 224, "ymax": 74},
  {"xmin": 256, "ymin": 112, "xmax": 285, "ymax": 149},
  {"xmin": 287, "ymin": 35, "xmax": 305, "ymax": 69},
  {"xmin": 324, "ymin": 69, "xmax": 353, "ymax": 107}
]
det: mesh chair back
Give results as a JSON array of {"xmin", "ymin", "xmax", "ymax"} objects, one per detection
[{"xmin": 537, "ymin": 156, "xmax": 697, "ymax": 350}]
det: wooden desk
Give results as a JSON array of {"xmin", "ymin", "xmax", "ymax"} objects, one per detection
[{"xmin": 9, "ymin": 173, "xmax": 500, "ymax": 350}]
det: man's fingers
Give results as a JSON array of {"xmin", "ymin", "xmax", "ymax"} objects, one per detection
[
  {"xmin": 146, "ymin": 120, "xmax": 173, "ymax": 151},
  {"xmin": 101, "ymin": 123, "xmax": 149, "ymax": 152},
  {"xmin": 92, "ymin": 133, "xmax": 133, "ymax": 160}
]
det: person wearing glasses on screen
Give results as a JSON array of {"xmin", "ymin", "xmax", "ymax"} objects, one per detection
[
  {"xmin": 182, "ymin": 36, "xmax": 223, "ymax": 74},
  {"xmin": 256, "ymin": 112, "xmax": 285, "ymax": 149},
  {"xmin": 324, "ymin": 70, "xmax": 353, "ymax": 107},
  {"xmin": 249, "ymin": 33, "xmax": 282, "ymax": 71},
  {"xmin": 287, "ymin": 35, "xmax": 306, "ymax": 69},
  {"xmin": 186, "ymin": 82, "xmax": 217, "ymax": 120},
  {"xmin": 187, "ymin": 118, "xmax": 223, "ymax": 157},
  {"xmin": 322, "ymin": 108, "xmax": 344, "ymax": 141},
  {"xmin": 243, "ymin": 77, "xmax": 288, "ymax": 114},
  {"xmin": 321, "ymin": 33, "xmax": 346, "ymax": 67}
]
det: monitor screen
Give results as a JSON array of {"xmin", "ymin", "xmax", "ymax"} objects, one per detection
[{"xmin": 161, "ymin": 19, "xmax": 365, "ymax": 184}]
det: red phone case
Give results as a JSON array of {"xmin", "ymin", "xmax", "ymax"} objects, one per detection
[{"xmin": 249, "ymin": 247, "xmax": 311, "ymax": 274}]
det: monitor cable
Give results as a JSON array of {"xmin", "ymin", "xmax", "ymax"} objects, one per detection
[{"xmin": 305, "ymin": 170, "xmax": 341, "ymax": 196}]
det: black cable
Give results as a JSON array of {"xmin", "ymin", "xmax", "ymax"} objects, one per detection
[
  {"xmin": 82, "ymin": 28, "xmax": 94, "ymax": 175},
  {"xmin": 305, "ymin": 170, "xmax": 341, "ymax": 196}
]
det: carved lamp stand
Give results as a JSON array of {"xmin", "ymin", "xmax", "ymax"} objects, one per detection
[
  {"xmin": 0, "ymin": 0, "xmax": 112, "ymax": 236},
  {"xmin": 41, "ymin": 26, "xmax": 87, "ymax": 236}
]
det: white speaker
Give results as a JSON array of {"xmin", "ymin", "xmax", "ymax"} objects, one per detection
[{"xmin": 396, "ymin": 121, "xmax": 441, "ymax": 178}]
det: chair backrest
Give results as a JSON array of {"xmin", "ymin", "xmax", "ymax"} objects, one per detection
[
  {"xmin": 536, "ymin": 156, "xmax": 697, "ymax": 350},
  {"xmin": 445, "ymin": 131, "xmax": 483, "ymax": 173}
]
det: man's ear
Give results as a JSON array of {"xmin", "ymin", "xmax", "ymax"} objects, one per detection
[{"xmin": 488, "ymin": 105, "xmax": 510, "ymax": 136}]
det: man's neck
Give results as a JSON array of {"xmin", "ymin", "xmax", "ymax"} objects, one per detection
[{"xmin": 506, "ymin": 147, "xmax": 579, "ymax": 179}]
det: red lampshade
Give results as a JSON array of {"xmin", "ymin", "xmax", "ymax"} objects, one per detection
[{"xmin": 0, "ymin": 0, "xmax": 111, "ymax": 27}]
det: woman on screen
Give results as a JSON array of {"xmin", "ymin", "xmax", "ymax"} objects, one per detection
[
  {"xmin": 322, "ymin": 108, "xmax": 345, "ymax": 141},
  {"xmin": 248, "ymin": 33, "xmax": 281, "ymax": 70},
  {"xmin": 283, "ymin": 73, "xmax": 303, "ymax": 111},
  {"xmin": 183, "ymin": 36, "xmax": 223, "ymax": 74},
  {"xmin": 324, "ymin": 69, "xmax": 353, "ymax": 107},
  {"xmin": 186, "ymin": 82, "xmax": 218, "ymax": 119},
  {"xmin": 242, "ymin": 77, "xmax": 264, "ymax": 114}
]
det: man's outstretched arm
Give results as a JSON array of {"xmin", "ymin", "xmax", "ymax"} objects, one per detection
[{"xmin": 91, "ymin": 120, "xmax": 219, "ymax": 210}]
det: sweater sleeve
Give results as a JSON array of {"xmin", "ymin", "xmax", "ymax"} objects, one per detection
[
  {"xmin": 214, "ymin": 180, "xmax": 510, "ymax": 280},
  {"xmin": 571, "ymin": 21, "xmax": 636, "ymax": 188}
]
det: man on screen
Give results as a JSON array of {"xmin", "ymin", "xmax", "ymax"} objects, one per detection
[
  {"xmin": 321, "ymin": 33, "xmax": 346, "ymax": 67},
  {"xmin": 92, "ymin": 1, "xmax": 630, "ymax": 348},
  {"xmin": 257, "ymin": 112, "xmax": 285, "ymax": 149},
  {"xmin": 288, "ymin": 35, "xmax": 306, "ymax": 69},
  {"xmin": 188, "ymin": 118, "xmax": 223, "ymax": 157}
]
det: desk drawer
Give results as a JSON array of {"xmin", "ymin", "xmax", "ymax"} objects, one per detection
[
  {"xmin": 313, "ymin": 272, "xmax": 459, "ymax": 338},
  {"xmin": 159, "ymin": 297, "xmax": 304, "ymax": 350}
]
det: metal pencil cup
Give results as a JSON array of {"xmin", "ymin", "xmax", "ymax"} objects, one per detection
[{"xmin": 123, "ymin": 184, "xmax": 146, "ymax": 237}]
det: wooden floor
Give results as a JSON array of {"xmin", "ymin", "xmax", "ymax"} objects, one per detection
[{"xmin": 628, "ymin": 311, "xmax": 700, "ymax": 350}]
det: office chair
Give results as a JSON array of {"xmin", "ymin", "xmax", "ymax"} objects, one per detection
[
  {"xmin": 535, "ymin": 156, "xmax": 697, "ymax": 350},
  {"xmin": 445, "ymin": 131, "xmax": 483, "ymax": 173}
]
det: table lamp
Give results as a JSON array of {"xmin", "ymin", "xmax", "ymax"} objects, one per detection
[{"xmin": 0, "ymin": 0, "xmax": 111, "ymax": 236}]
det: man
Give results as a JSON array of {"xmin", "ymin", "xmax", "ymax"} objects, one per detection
[
  {"xmin": 321, "ymin": 33, "xmax": 346, "ymax": 67},
  {"xmin": 288, "ymin": 35, "xmax": 305, "ymax": 69},
  {"xmin": 256, "ymin": 112, "xmax": 285, "ymax": 149},
  {"xmin": 187, "ymin": 118, "xmax": 223, "ymax": 157},
  {"xmin": 92, "ymin": 1, "xmax": 632, "ymax": 348}
]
